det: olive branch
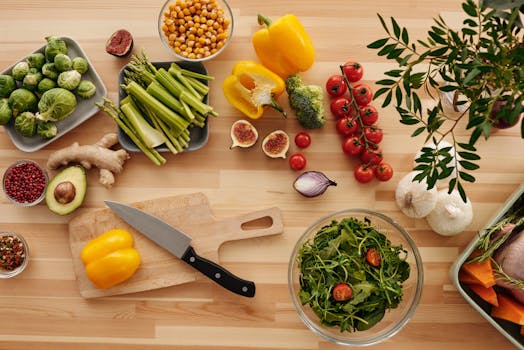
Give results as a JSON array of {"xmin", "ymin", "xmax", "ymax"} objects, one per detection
[{"xmin": 368, "ymin": 0, "xmax": 524, "ymax": 202}]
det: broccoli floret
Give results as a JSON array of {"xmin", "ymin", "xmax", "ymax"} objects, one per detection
[{"xmin": 285, "ymin": 74, "xmax": 326, "ymax": 129}]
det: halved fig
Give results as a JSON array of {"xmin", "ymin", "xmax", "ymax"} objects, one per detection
[
  {"xmin": 230, "ymin": 120, "xmax": 258, "ymax": 149},
  {"xmin": 106, "ymin": 29, "xmax": 134, "ymax": 57},
  {"xmin": 262, "ymin": 130, "xmax": 290, "ymax": 158}
]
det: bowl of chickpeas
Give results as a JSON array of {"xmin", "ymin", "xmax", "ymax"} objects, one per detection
[{"xmin": 158, "ymin": 0, "xmax": 233, "ymax": 61}]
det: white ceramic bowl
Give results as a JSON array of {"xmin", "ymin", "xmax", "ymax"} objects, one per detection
[
  {"xmin": 158, "ymin": 0, "xmax": 233, "ymax": 62},
  {"xmin": 288, "ymin": 209, "xmax": 423, "ymax": 346},
  {"xmin": 0, "ymin": 231, "xmax": 29, "ymax": 278}
]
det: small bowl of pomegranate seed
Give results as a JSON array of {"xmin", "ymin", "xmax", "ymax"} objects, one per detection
[
  {"xmin": 2, "ymin": 159, "xmax": 48, "ymax": 206},
  {"xmin": 0, "ymin": 232, "xmax": 29, "ymax": 278}
]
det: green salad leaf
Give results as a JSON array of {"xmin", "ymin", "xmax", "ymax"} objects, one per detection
[{"xmin": 297, "ymin": 216, "xmax": 410, "ymax": 332}]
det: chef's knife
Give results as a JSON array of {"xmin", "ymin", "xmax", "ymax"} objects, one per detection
[{"xmin": 104, "ymin": 200, "xmax": 256, "ymax": 298}]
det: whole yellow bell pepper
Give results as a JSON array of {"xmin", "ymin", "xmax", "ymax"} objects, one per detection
[
  {"xmin": 222, "ymin": 60, "xmax": 287, "ymax": 119},
  {"xmin": 252, "ymin": 13, "xmax": 315, "ymax": 78},
  {"xmin": 81, "ymin": 228, "xmax": 141, "ymax": 289}
]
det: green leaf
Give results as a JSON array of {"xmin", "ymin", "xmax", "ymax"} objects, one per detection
[
  {"xmin": 384, "ymin": 69, "xmax": 403, "ymax": 78},
  {"xmin": 399, "ymin": 118, "xmax": 420, "ymax": 125},
  {"xmin": 469, "ymin": 127, "xmax": 482, "ymax": 145},
  {"xmin": 367, "ymin": 38, "xmax": 389, "ymax": 49},
  {"xmin": 462, "ymin": 28, "xmax": 477, "ymax": 36},
  {"xmin": 411, "ymin": 126, "xmax": 426, "ymax": 137},
  {"xmin": 395, "ymin": 86, "xmax": 403, "ymax": 105},
  {"xmin": 466, "ymin": 116, "xmax": 485, "ymax": 129},
  {"xmin": 387, "ymin": 48, "xmax": 404, "ymax": 59},
  {"xmin": 459, "ymin": 171, "xmax": 476, "ymax": 183},
  {"xmin": 428, "ymin": 31, "xmax": 447, "ymax": 45},
  {"xmin": 431, "ymin": 26, "xmax": 446, "ymax": 35},
  {"xmin": 462, "ymin": 68, "xmax": 481, "ymax": 85},
  {"xmin": 373, "ymin": 87, "xmax": 390, "ymax": 100},
  {"xmin": 462, "ymin": 1, "xmax": 478, "ymax": 17},
  {"xmin": 376, "ymin": 79, "xmax": 396, "ymax": 86},
  {"xmin": 439, "ymin": 85, "xmax": 458, "ymax": 92},
  {"xmin": 378, "ymin": 43, "xmax": 397, "ymax": 56},
  {"xmin": 398, "ymin": 54, "xmax": 413, "ymax": 67},
  {"xmin": 377, "ymin": 14, "xmax": 390, "ymax": 35},
  {"xmin": 382, "ymin": 91, "xmax": 393, "ymax": 107},
  {"xmin": 412, "ymin": 93, "xmax": 422, "ymax": 114},
  {"xmin": 458, "ymin": 142, "xmax": 476, "ymax": 152},
  {"xmin": 459, "ymin": 160, "xmax": 480, "ymax": 170},
  {"xmin": 391, "ymin": 17, "xmax": 401, "ymax": 38},
  {"xmin": 429, "ymin": 47, "xmax": 449, "ymax": 57},
  {"xmin": 457, "ymin": 182, "xmax": 468, "ymax": 202},
  {"xmin": 401, "ymin": 28, "xmax": 409, "ymax": 44},
  {"xmin": 457, "ymin": 151, "xmax": 480, "ymax": 160}
]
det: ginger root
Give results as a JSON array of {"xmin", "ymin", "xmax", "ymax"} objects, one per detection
[{"xmin": 47, "ymin": 133, "xmax": 130, "ymax": 188}]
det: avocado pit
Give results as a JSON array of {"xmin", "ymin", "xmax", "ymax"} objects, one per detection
[{"xmin": 54, "ymin": 181, "xmax": 76, "ymax": 204}]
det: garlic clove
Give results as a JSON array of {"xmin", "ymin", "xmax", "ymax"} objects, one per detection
[
  {"xmin": 426, "ymin": 189, "xmax": 473, "ymax": 236},
  {"xmin": 395, "ymin": 171, "xmax": 438, "ymax": 218}
]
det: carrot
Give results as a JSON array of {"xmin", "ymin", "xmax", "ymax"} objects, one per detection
[
  {"xmin": 467, "ymin": 283, "xmax": 499, "ymax": 307},
  {"xmin": 491, "ymin": 293, "xmax": 524, "ymax": 326},
  {"xmin": 461, "ymin": 251, "xmax": 496, "ymax": 288},
  {"xmin": 459, "ymin": 268, "xmax": 482, "ymax": 285},
  {"xmin": 521, "ymin": 325, "xmax": 524, "ymax": 336}
]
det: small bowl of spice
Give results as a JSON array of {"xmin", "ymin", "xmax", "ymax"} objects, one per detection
[
  {"xmin": 2, "ymin": 159, "xmax": 48, "ymax": 206},
  {"xmin": 0, "ymin": 232, "xmax": 29, "ymax": 278},
  {"xmin": 158, "ymin": 0, "xmax": 234, "ymax": 61}
]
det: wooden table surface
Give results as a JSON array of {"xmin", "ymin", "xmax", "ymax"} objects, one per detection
[{"xmin": 1, "ymin": 0, "xmax": 523, "ymax": 349}]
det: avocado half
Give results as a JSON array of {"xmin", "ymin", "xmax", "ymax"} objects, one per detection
[{"xmin": 45, "ymin": 165, "xmax": 87, "ymax": 215}]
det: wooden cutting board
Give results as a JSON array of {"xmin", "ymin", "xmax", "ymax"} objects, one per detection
[{"xmin": 68, "ymin": 192, "xmax": 284, "ymax": 298}]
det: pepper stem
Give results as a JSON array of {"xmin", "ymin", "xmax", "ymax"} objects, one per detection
[
  {"xmin": 263, "ymin": 95, "xmax": 287, "ymax": 118},
  {"xmin": 257, "ymin": 13, "xmax": 273, "ymax": 27}
]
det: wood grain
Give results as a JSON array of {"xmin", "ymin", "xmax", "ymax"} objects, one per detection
[{"xmin": 0, "ymin": 0, "xmax": 523, "ymax": 349}]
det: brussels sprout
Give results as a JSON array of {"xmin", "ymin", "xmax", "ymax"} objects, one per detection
[
  {"xmin": 14, "ymin": 111, "xmax": 37, "ymax": 137},
  {"xmin": 54, "ymin": 53, "xmax": 72, "ymax": 72},
  {"xmin": 22, "ymin": 71, "xmax": 43, "ymax": 92},
  {"xmin": 26, "ymin": 53, "xmax": 46, "ymax": 70},
  {"xmin": 36, "ymin": 88, "xmax": 77, "ymax": 122},
  {"xmin": 72, "ymin": 57, "xmax": 89, "ymax": 74},
  {"xmin": 57, "ymin": 70, "xmax": 81, "ymax": 90},
  {"xmin": 37, "ymin": 78, "xmax": 57, "ymax": 95},
  {"xmin": 36, "ymin": 121, "xmax": 58, "ymax": 139},
  {"xmin": 12, "ymin": 61, "xmax": 29, "ymax": 81},
  {"xmin": 42, "ymin": 63, "xmax": 59, "ymax": 80},
  {"xmin": 8, "ymin": 88, "xmax": 37, "ymax": 117},
  {"xmin": 44, "ymin": 36, "xmax": 68, "ymax": 62},
  {"xmin": 0, "ymin": 74, "xmax": 16, "ymax": 98},
  {"xmin": 76, "ymin": 80, "xmax": 96, "ymax": 99},
  {"xmin": 0, "ymin": 98, "xmax": 12, "ymax": 125}
]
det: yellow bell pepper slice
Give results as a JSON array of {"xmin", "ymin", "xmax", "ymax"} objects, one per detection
[
  {"xmin": 252, "ymin": 13, "xmax": 315, "ymax": 78},
  {"xmin": 81, "ymin": 229, "xmax": 141, "ymax": 289},
  {"xmin": 222, "ymin": 60, "xmax": 287, "ymax": 119}
]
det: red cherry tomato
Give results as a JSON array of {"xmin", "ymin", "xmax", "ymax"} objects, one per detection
[
  {"xmin": 336, "ymin": 117, "xmax": 359, "ymax": 137},
  {"xmin": 325, "ymin": 74, "xmax": 348, "ymax": 97},
  {"xmin": 342, "ymin": 135, "xmax": 363, "ymax": 156},
  {"xmin": 365, "ymin": 248, "xmax": 382, "ymax": 267},
  {"xmin": 330, "ymin": 97, "xmax": 355, "ymax": 119},
  {"xmin": 352, "ymin": 84, "xmax": 373, "ymax": 106},
  {"xmin": 359, "ymin": 105, "xmax": 379, "ymax": 125},
  {"xmin": 360, "ymin": 147, "xmax": 383, "ymax": 165},
  {"xmin": 332, "ymin": 283, "xmax": 353, "ymax": 301},
  {"xmin": 342, "ymin": 61, "xmax": 364, "ymax": 83},
  {"xmin": 289, "ymin": 153, "xmax": 307, "ymax": 171},
  {"xmin": 375, "ymin": 163, "xmax": 394, "ymax": 181},
  {"xmin": 354, "ymin": 164, "xmax": 375, "ymax": 183},
  {"xmin": 363, "ymin": 125, "xmax": 383, "ymax": 144},
  {"xmin": 294, "ymin": 132, "xmax": 311, "ymax": 149}
]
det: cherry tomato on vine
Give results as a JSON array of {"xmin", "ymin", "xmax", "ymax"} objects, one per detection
[
  {"xmin": 294, "ymin": 132, "xmax": 311, "ymax": 148},
  {"xmin": 365, "ymin": 248, "xmax": 382, "ymax": 267},
  {"xmin": 375, "ymin": 163, "xmax": 394, "ymax": 181},
  {"xmin": 342, "ymin": 135, "xmax": 363, "ymax": 156},
  {"xmin": 336, "ymin": 117, "xmax": 359, "ymax": 137},
  {"xmin": 359, "ymin": 105, "xmax": 379, "ymax": 125},
  {"xmin": 330, "ymin": 97, "xmax": 355, "ymax": 119},
  {"xmin": 289, "ymin": 153, "xmax": 307, "ymax": 171},
  {"xmin": 352, "ymin": 84, "xmax": 373, "ymax": 107},
  {"xmin": 360, "ymin": 147, "xmax": 383, "ymax": 165},
  {"xmin": 325, "ymin": 74, "xmax": 348, "ymax": 97},
  {"xmin": 342, "ymin": 61, "xmax": 364, "ymax": 83},
  {"xmin": 332, "ymin": 283, "xmax": 353, "ymax": 301},
  {"xmin": 354, "ymin": 164, "xmax": 375, "ymax": 183},
  {"xmin": 363, "ymin": 125, "xmax": 383, "ymax": 144}
]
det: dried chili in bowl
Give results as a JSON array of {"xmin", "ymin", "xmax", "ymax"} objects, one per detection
[{"xmin": 0, "ymin": 232, "xmax": 29, "ymax": 278}]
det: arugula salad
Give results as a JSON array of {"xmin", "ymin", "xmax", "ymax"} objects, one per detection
[{"xmin": 297, "ymin": 216, "xmax": 410, "ymax": 332}]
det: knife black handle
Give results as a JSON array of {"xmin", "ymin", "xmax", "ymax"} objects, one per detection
[{"xmin": 181, "ymin": 246, "xmax": 256, "ymax": 298}]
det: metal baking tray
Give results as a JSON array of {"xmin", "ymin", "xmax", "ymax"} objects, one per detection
[
  {"xmin": 1, "ymin": 37, "xmax": 107, "ymax": 152},
  {"xmin": 450, "ymin": 183, "xmax": 524, "ymax": 349}
]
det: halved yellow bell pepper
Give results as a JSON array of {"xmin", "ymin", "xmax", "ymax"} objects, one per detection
[
  {"xmin": 252, "ymin": 13, "xmax": 315, "ymax": 78},
  {"xmin": 81, "ymin": 228, "xmax": 141, "ymax": 289},
  {"xmin": 222, "ymin": 60, "xmax": 286, "ymax": 119}
]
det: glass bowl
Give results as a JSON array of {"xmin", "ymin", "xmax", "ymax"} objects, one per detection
[
  {"xmin": 0, "ymin": 231, "xmax": 29, "ymax": 278},
  {"xmin": 2, "ymin": 159, "xmax": 48, "ymax": 206},
  {"xmin": 158, "ymin": 0, "xmax": 234, "ymax": 62},
  {"xmin": 288, "ymin": 209, "xmax": 424, "ymax": 346}
]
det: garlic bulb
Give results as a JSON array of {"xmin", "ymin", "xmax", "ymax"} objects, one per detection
[
  {"xmin": 426, "ymin": 189, "xmax": 473, "ymax": 236},
  {"xmin": 413, "ymin": 140, "xmax": 461, "ymax": 188},
  {"xmin": 395, "ymin": 171, "xmax": 438, "ymax": 218}
]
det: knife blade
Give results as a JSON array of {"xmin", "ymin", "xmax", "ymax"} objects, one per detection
[{"xmin": 104, "ymin": 200, "xmax": 255, "ymax": 298}]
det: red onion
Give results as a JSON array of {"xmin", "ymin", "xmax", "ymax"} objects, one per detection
[{"xmin": 293, "ymin": 171, "xmax": 337, "ymax": 197}]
